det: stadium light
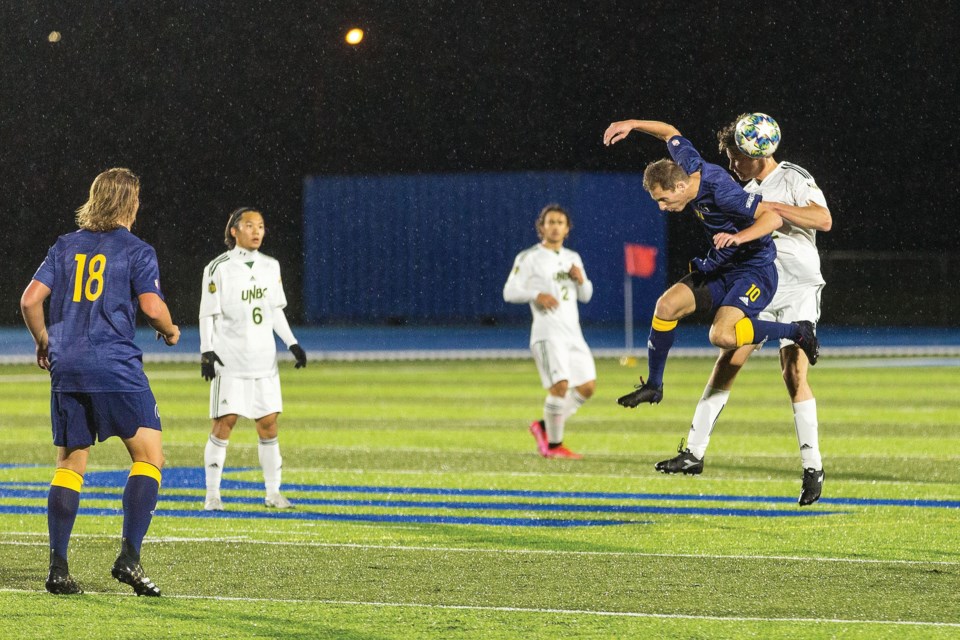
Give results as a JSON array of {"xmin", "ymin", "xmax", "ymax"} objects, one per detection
[{"xmin": 345, "ymin": 28, "xmax": 364, "ymax": 45}]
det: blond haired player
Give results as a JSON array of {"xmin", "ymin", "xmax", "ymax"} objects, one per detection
[
  {"xmin": 503, "ymin": 204, "xmax": 596, "ymax": 459},
  {"xmin": 199, "ymin": 207, "xmax": 307, "ymax": 510}
]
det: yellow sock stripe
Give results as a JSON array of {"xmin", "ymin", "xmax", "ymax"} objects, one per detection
[
  {"xmin": 51, "ymin": 468, "xmax": 83, "ymax": 492},
  {"xmin": 129, "ymin": 461, "xmax": 162, "ymax": 486},
  {"xmin": 651, "ymin": 316, "xmax": 678, "ymax": 332},
  {"xmin": 735, "ymin": 317, "xmax": 755, "ymax": 347}
]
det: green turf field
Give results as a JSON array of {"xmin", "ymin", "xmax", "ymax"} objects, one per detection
[{"xmin": 1, "ymin": 357, "xmax": 958, "ymax": 639}]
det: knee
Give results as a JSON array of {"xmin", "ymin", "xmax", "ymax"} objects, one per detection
[
  {"xmin": 256, "ymin": 415, "xmax": 279, "ymax": 439},
  {"xmin": 549, "ymin": 380, "xmax": 569, "ymax": 397},
  {"xmin": 709, "ymin": 325, "xmax": 738, "ymax": 350},
  {"xmin": 653, "ymin": 296, "xmax": 681, "ymax": 321},
  {"xmin": 577, "ymin": 381, "xmax": 596, "ymax": 399},
  {"xmin": 211, "ymin": 416, "xmax": 237, "ymax": 440}
]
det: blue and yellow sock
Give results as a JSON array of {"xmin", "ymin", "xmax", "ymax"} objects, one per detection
[
  {"xmin": 646, "ymin": 316, "xmax": 678, "ymax": 387},
  {"xmin": 48, "ymin": 468, "xmax": 83, "ymax": 568},
  {"xmin": 121, "ymin": 462, "xmax": 161, "ymax": 560},
  {"xmin": 735, "ymin": 318, "xmax": 798, "ymax": 347}
]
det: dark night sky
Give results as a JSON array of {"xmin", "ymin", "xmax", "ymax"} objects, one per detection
[{"xmin": 1, "ymin": 1, "xmax": 956, "ymax": 325}]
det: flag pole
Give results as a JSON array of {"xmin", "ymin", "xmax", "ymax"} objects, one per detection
[{"xmin": 624, "ymin": 272, "xmax": 633, "ymax": 352}]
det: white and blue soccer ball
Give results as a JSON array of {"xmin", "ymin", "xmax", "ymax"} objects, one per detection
[{"xmin": 734, "ymin": 113, "xmax": 781, "ymax": 158}]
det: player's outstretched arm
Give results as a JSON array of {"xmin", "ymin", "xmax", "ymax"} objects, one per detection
[
  {"xmin": 713, "ymin": 205, "xmax": 783, "ymax": 249},
  {"xmin": 138, "ymin": 292, "xmax": 180, "ymax": 346},
  {"xmin": 603, "ymin": 120, "xmax": 682, "ymax": 145},
  {"xmin": 768, "ymin": 201, "xmax": 832, "ymax": 232},
  {"xmin": 20, "ymin": 280, "xmax": 52, "ymax": 370}
]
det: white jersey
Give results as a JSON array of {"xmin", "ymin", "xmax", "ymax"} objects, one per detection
[
  {"xmin": 745, "ymin": 161, "xmax": 829, "ymax": 288},
  {"xmin": 503, "ymin": 244, "xmax": 593, "ymax": 346},
  {"xmin": 199, "ymin": 247, "xmax": 289, "ymax": 378}
]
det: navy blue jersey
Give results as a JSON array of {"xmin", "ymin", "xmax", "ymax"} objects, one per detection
[
  {"xmin": 32, "ymin": 228, "xmax": 164, "ymax": 392},
  {"xmin": 667, "ymin": 136, "xmax": 776, "ymax": 271}
]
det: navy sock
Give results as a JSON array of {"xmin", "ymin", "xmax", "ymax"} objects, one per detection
[
  {"xmin": 646, "ymin": 326, "xmax": 676, "ymax": 387},
  {"xmin": 750, "ymin": 319, "xmax": 799, "ymax": 344},
  {"xmin": 48, "ymin": 482, "xmax": 81, "ymax": 567},
  {"xmin": 121, "ymin": 464, "xmax": 161, "ymax": 560}
]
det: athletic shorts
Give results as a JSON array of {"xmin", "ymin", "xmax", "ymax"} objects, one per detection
[
  {"xmin": 530, "ymin": 338, "xmax": 596, "ymax": 389},
  {"xmin": 704, "ymin": 262, "xmax": 779, "ymax": 318},
  {"xmin": 209, "ymin": 372, "xmax": 283, "ymax": 419},
  {"xmin": 758, "ymin": 283, "xmax": 824, "ymax": 348},
  {"xmin": 51, "ymin": 390, "xmax": 161, "ymax": 448}
]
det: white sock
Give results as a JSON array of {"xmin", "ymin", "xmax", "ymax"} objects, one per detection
[
  {"xmin": 258, "ymin": 437, "xmax": 283, "ymax": 495},
  {"xmin": 793, "ymin": 398, "xmax": 822, "ymax": 470},
  {"xmin": 562, "ymin": 389, "xmax": 588, "ymax": 420},
  {"xmin": 204, "ymin": 434, "xmax": 229, "ymax": 495},
  {"xmin": 543, "ymin": 394, "xmax": 566, "ymax": 445},
  {"xmin": 686, "ymin": 386, "xmax": 730, "ymax": 459}
]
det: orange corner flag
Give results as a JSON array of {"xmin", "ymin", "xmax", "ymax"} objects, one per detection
[{"xmin": 624, "ymin": 243, "xmax": 657, "ymax": 278}]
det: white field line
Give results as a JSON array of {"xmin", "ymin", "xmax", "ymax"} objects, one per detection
[
  {"xmin": 2, "ymin": 533, "xmax": 957, "ymax": 567},
  {"xmin": 0, "ymin": 587, "xmax": 957, "ymax": 628}
]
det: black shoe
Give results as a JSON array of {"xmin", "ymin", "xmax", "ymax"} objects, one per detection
[
  {"xmin": 795, "ymin": 321, "xmax": 820, "ymax": 365},
  {"xmin": 617, "ymin": 377, "xmax": 663, "ymax": 408},
  {"xmin": 45, "ymin": 567, "xmax": 83, "ymax": 595},
  {"xmin": 112, "ymin": 556, "xmax": 161, "ymax": 597},
  {"xmin": 799, "ymin": 467, "xmax": 824, "ymax": 506},
  {"xmin": 655, "ymin": 440, "xmax": 704, "ymax": 475}
]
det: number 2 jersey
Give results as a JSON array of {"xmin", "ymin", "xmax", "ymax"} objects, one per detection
[
  {"xmin": 199, "ymin": 247, "xmax": 289, "ymax": 379},
  {"xmin": 31, "ymin": 228, "xmax": 164, "ymax": 392},
  {"xmin": 503, "ymin": 244, "xmax": 593, "ymax": 346}
]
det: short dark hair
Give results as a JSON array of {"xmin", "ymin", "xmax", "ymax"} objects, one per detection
[
  {"xmin": 535, "ymin": 204, "xmax": 572, "ymax": 239},
  {"xmin": 642, "ymin": 159, "xmax": 690, "ymax": 192},
  {"xmin": 224, "ymin": 207, "xmax": 259, "ymax": 249},
  {"xmin": 716, "ymin": 113, "xmax": 751, "ymax": 155}
]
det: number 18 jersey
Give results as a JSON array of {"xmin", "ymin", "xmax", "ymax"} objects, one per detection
[
  {"xmin": 199, "ymin": 247, "xmax": 288, "ymax": 378},
  {"xmin": 32, "ymin": 228, "xmax": 164, "ymax": 392}
]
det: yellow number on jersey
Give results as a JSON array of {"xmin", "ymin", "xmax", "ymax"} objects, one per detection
[{"xmin": 73, "ymin": 253, "xmax": 107, "ymax": 302}]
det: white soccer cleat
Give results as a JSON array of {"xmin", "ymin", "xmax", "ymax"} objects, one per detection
[
  {"xmin": 203, "ymin": 494, "xmax": 224, "ymax": 511},
  {"xmin": 264, "ymin": 493, "xmax": 293, "ymax": 509}
]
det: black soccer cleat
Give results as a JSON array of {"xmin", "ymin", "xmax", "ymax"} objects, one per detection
[
  {"xmin": 617, "ymin": 377, "xmax": 664, "ymax": 408},
  {"xmin": 112, "ymin": 556, "xmax": 161, "ymax": 597},
  {"xmin": 45, "ymin": 567, "xmax": 83, "ymax": 595},
  {"xmin": 795, "ymin": 320, "xmax": 820, "ymax": 365},
  {"xmin": 799, "ymin": 467, "xmax": 824, "ymax": 506},
  {"xmin": 655, "ymin": 440, "xmax": 704, "ymax": 475}
]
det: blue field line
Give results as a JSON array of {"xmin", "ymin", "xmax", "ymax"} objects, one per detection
[
  {"xmin": 0, "ymin": 505, "xmax": 633, "ymax": 527},
  {"xmin": 0, "ymin": 487, "xmax": 842, "ymax": 518},
  {"xmin": 1, "ymin": 465, "xmax": 958, "ymax": 509}
]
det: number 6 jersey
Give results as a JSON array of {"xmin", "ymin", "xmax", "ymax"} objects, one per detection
[{"xmin": 199, "ymin": 247, "xmax": 289, "ymax": 378}]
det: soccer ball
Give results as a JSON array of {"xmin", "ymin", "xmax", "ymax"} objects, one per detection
[{"xmin": 734, "ymin": 113, "xmax": 781, "ymax": 158}]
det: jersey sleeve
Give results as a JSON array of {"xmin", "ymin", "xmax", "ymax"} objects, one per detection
[
  {"xmin": 572, "ymin": 253, "xmax": 593, "ymax": 303},
  {"xmin": 667, "ymin": 136, "xmax": 704, "ymax": 176},
  {"xmin": 198, "ymin": 262, "xmax": 222, "ymax": 319},
  {"xmin": 788, "ymin": 170, "xmax": 828, "ymax": 208},
  {"xmin": 130, "ymin": 244, "xmax": 163, "ymax": 298},
  {"xmin": 32, "ymin": 242, "xmax": 58, "ymax": 289},
  {"xmin": 273, "ymin": 262, "xmax": 288, "ymax": 310},
  {"xmin": 503, "ymin": 251, "xmax": 539, "ymax": 304}
]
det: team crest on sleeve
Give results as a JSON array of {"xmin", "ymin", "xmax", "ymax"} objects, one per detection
[{"xmin": 208, "ymin": 281, "xmax": 217, "ymax": 293}]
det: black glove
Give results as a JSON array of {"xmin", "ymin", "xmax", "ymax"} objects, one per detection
[
  {"xmin": 200, "ymin": 351, "xmax": 223, "ymax": 381},
  {"xmin": 289, "ymin": 344, "xmax": 307, "ymax": 369}
]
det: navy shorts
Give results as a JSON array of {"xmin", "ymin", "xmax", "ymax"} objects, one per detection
[
  {"xmin": 51, "ymin": 390, "xmax": 162, "ymax": 448},
  {"xmin": 698, "ymin": 262, "xmax": 779, "ymax": 318}
]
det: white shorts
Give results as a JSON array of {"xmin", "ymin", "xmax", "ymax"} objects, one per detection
[
  {"xmin": 209, "ymin": 373, "xmax": 283, "ymax": 419},
  {"xmin": 531, "ymin": 339, "xmax": 596, "ymax": 389},
  {"xmin": 758, "ymin": 283, "xmax": 824, "ymax": 349}
]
